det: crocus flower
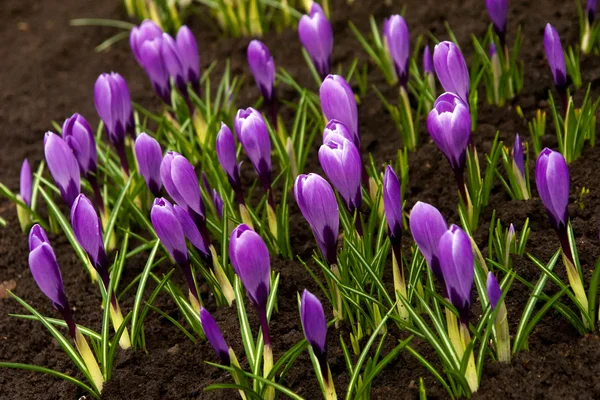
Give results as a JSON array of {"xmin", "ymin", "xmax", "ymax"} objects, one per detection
[
  {"xmin": 409, "ymin": 201, "xmax": 448, "ymax": 284},
  {"xmin": 438, "ymin": 225, "xmax": 474, "ymax": 323},
  {"xmin": 513, "ymin": 134, "xmax": 525, "ymax": 178},
  {"xmin": 427, "ymin": 93, "xmax": 471, "ymax": 172},
  {"xmin": 160, "ymin": 33, "xmax": 187, "ymax": 92},
  {"xmin": 318, "ymin": 136, "xmax": 362, "ymax": 213},
  {"xmin": 151, "ymin": 198, "xmax": 189, "ymax": 266},
  {"xmin": 20, "ymin": 159, "xmax": 32, "ymax": 207},
  {"xmin": 298, "ymin": 2, "xmax": 333, "ymax": 79},
  {"xmin": 62, "ymin": 113, "xmax": 97, "ymax": 177},
  {"xmin": 28, "ymin": 224, "xmax": 75, "ymax": 337},
  {"xmin": 294, "ymin": 174, "xmax": 339, "ymax": 265},
  {"xmin": 44, "ymin": 132, "xmax": 81, "ymax": 207},
  {"xmin": 135, "ymin": 133, "xmax": 163, "ymax": 197},
  {"xmin": 71, "ymin": 194, "xmax": 108, "ymax": 276},
  {"xmin": 433, "ymin": 41, "xmax": 470, "ymax": 104},
  {"xmin": 300, "ymin": 289, "xmax": 328, "ymax": 364},
  {"xmin": 588, "ymin": 0, "xmax": 598, "ymax": 23},
  {"xmin": 138, "ymin": 37, "xmax": 172, "ymax": 103},
  {"xmin": 543, "ymin": 24, "xmax": 567, "ymax": 90},
  {"xmin": 247, "ymin": 40, "xmax": 275, "ymax": 102},
  {"xmin": 487, "ymin": 272, "xmax": 502, "ymax": 310},
  {"xmin": 130, "ymin": 19, "xmax": 163, "ymax": 65},
  {"xmin": 229, "ymin": 224, "xmax": 271, "ymax": 311},
  {"xmin": 172, "ymin": 204, "xmax": 209, "ymax": 258},
  {"xmin": 160, "ymin": 151, "xmax": 206, "ymax": 220},
  {"xmin": 485, "ymin": 0, "xmax": 508, "ymax": 41},
  {"xmin": 423, "ymin": 45, "xmax": 434, "ymax": 74},
  {"xmin": 320, "ymin": 75, "xmax": 359, "ymax": 147},
  {"xmin": 322, "ymin": 119, "xmax": 353, "ymax": 143},
  {"xmin": 216, "ymin": 122, "xmax": 242, "ymax": 191},
  {"xmin": 235, "ymin": 108, "xmax": 272, "ymax": 187},
  {"xmin": 383, "ymin": 166, "xmax": 402, "ymax": 246},
  {"xmin": 535, "ymin": 148, "xmax": 569, "ymax": 231},
  {"xmin": 176, "ymin": 26, "xmax": 201, "ymax": 91},
  {"xmin": 200, "ymin": 308, "xmax": 230, "ymax": 365},
  {"xmin": 383, "ymin": 15, "xmax": 410, "ymax": 87}
]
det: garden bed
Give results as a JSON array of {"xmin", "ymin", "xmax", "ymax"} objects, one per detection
[{"xmin": 2, "ymin": 0, "xmax": 600, "ymax": 399}]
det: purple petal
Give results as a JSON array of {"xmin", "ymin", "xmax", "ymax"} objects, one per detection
[
  {"xmin": 20, "ymin": 159, "xmax": 32, "ymax": 207},
  {"xmin": 200, "ymin": 308, "xmax": 230, "ymax": 365},
  {"xmin": 300, "ymin": 289, "xmax": 327, "ymax": 360},
  {"xmin": 71, "ymin": 194, "xmax": 105, "ymax": 268},
  {"xmin": 135, "ymin": 133, "xmax": 163, "ymax": 196}
]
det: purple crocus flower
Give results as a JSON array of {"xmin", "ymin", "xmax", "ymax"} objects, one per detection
[
  {"xmin": 173, "ymin": 204, "xmax": 209, "ymax": 259},
  {"xmin": 383, "ymin": 15, "xmax": 410, "ymax": 87},
  {"xmin": 216, "ymin": 122, "xmax": 242, "ymax": 192},
  {"xmin": 588, "ymin": 0, "xmax": 598, "ymax": 23},
  {"xmin": 247, "ymin": 40, "xmax": 275, "ymax": 102},
  {"xmin": 487, "ymin": 272, "xmax": 502, "ymax": 310},
  {"xmin": 160, "ymin": 151, "xmax": 206, "ymax": 220},
  {"xmin": 160, "ymin": 33, "xmax": 187, "ymax": 93},
  {"xmin": 176, "ymin": 26, "xmax": 201, "ymax": 92},
  {"xmin": 383, "ymin": 166, "xmax": 402, "ymax": 247},
  {"xmin": 134, "ymin": 133, "xmax": 163, "ymax": 197},
  {"xmin": 298, "ymin": 3, "xmax": 333, "ymax": 79},
  {"xmin": 423, "ymin": 45, "xmax": 434, "ymax": 74},
  {"xmin": 94, "ymin": 73, "xmax": 134, "ymax": 173},
  {"xmin": 318, "ymin": 136, "xmax": 362, "ymax": 213},
  {"xmin": 62, "ymin": 114, "xmax": 97, "ymax": 177},
  {"xmin": 438, "ymin": 225, "xmax": 474, "ymax": 323},
  {"xmin": 513, "ymin": 134, "xmax": 525, "ymax": 178},
  {"xmin": 322, "ymin": 119, "xmax": 353, "ymax": 143},
  {"xmin": 151, "ymin": 198, "xmax": 189, "ymax": 266},
  {"xmin": 235, "ymin": 108, "xmax": 272, "ymax": 188},
  {"xmin": 28, "ymin": 224, "xmax": 76, "ymax": 337},
  {"xmin": 44, "ymin": 132, "xmax": 81, "ymax": 207},
  {"xmin": 130, "ymin": 20, "xmax": 163, "ymax": 65},
  {"xmin": 71, "ymin": 194, "xmax": 108, "ymax": 283},
  {"xmin": 229, "ymin": 224, "xmax": 271, "ymax": 311},
  {"xmin": 20, "ymin": 159, "xmax": 32, "ymax": 207},
  {"xmin": 427, "ymin": 93, "xmax": 471, "ymax": 172},
  {"xmin": 433, "ymin": 41, "xmax": 470, "ymax": 104},
  {"xmin": 200, "ymin": 308, "xmax": 230, "ymax": 365},
  {"xmin": 320, "ymin": 75, "xmax": 359, "ymax": 147},
  {"xmin": 485, "ymin": 0, "xmax": 508, "ymax": 42},
  {"xmin": 300, "ymin": 289, "xmax": 328, "ymax": 366},
  {"xmin": 535, "ymin": 148, "xmax": 569, "ymax": 232},
  {"xmin": 294, "ymin": 174, "xmax": 339, "ymax": 265},
  {"xmin": 138, "ymin": 37, "xmax": 172, "ymax": 103},
  {"xmin": 409, "ymin": 201, "xmax": 448, "ymax": 285},
  {"xmin": 543, "ymin": 24, "xmax": 567, "ymax": 90}
]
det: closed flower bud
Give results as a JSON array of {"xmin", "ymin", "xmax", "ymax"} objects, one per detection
[
  {"xmin": 200, "ymin": 308, "xmax": 230, "ymax": 365},
  {"xmin": 322, "ymin": 119, "xmax": 353, "ymax": 143},
  {"xmin": 71, "ymin": 194, "xmax": 107, "ymax": 274},
  {"xmin": 543, "ymin": 24, "xmax": 567, "ymax": 89},
  {"xmin": 160, "ymin": 152, "xmax": 205, "ymax": 219},
  {"xmin": 409, "ymin": 202, "xmax": 448, "ymax": 284},
  {"xmin": 294, "ymin": 174, "xmax": 339, "ymax": 265},
  {"xmin": 216, "ymin": 123, "xmax": 241, "ymax": 190},
  {"xmin": 298, "ymin": 3, "xmax": 333, "ymax": 79},
  {"xmin": 44, "ymin": 132, "xmax": 81, "ymax": 207},
  {"xmin": 535, "ymin": 148, "xmax": 569, "ymax": 231},
  {"xmin": 433, "ymin": 41, "xmax": 470, "ymax": 104},
  {"xmin": 320, "ymin": 75, "xmax": 359, "ymax": 147},
  {"xmin": 130, "ymin": 20, "xmax": 163, "ymax": 65},
  {"xmin": 247, "ymin": 40, "xmax": 275, "ymax": 102},
  {"xmin": 151, "ymin": 198, "xmax": 189, "ymax": 267},
  {"xmin": 319, "ymin": 136, "xmax": 362, "ymax": 213},
  {"xmin": 383, "ymin": 166, "xmax": 402, "ymax": 245},
  {"xmin": 383, "ymin": 15, "xmax": 410, "ymax": 87},
  {"xmin": 427, "ymin": 93, "xmax": 471, "ymax": 172},
  {"xmin": 94, "ymin": 72, "xmax": 134, "ymax": 146},
  {"xmin": 438, "ymin": 225, "xmax": 474, "ymax": 323},
  {"xmin": 229, "ymin": 224, "xmax": 271, "ymax": 310},
  {"xmin": 173, "ymin": 204, "xmax": 209, "ymax": 259},
  {"xmin": 20, "ymin": 159, "xmax": 32, "ymax": 207},
  {"xmin": 176, "ymin": 26, "xmax": 201, "ymax": 91},
  {"xmin": 300, "ymin": 289, "xmax": 328, "ymax": 364},
  {"xmin": 160, "ymin": 33, "xmax": 187, "ymax": 92},
  {"xmin": 486, "ymin": 272, "xmax": 502, "ymax": 310},
  {"xmin": 62, "ymin": 113, "xmax": 97, "ymax": 176},
  {"xmin": 138, "ymin": 37, "xmax": 171, "ymax": 103},
  {"xmin": 485, "ymin": 0, "xmax": 508, "ymax": 40},
  {"xmin": 513, "ymin": 134, "xmax": 525, "ymax": 178},
  {"xmin": 134, "ymin": 133, "xmax": 163, "ymax": 197},
  {"xmin": 235, "ymin": 108, "xmax": 272, "ymax": 186},
  {"xmin": 423, "ymin": 45, "xmax": 434, "ymax": 74},
  {"xmin": 588, "ymin": 0, "xmax": 598, "ymax": 23}
]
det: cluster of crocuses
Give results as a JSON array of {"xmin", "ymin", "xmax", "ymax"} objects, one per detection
[{"xmin": 130, "ymin": 20, "xmax": 200, "ymax": 104}]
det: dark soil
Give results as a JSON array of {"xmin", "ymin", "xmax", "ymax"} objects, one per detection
[{"xmin": 2, "ymin": 0, "xmax": 600, "ymax": 399}]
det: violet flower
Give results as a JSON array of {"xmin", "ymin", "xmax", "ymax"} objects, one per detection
[
  {"xmin": 409, "ymin": 201, "xmax": 448, "ymax": 285},
  {"xmin": 383, "ymin": 15, "xmax": 410, "ymax": 87},
  {"xmin": 298, "ymin": 2, "xmax": 333, "ymax": 79},
  {"xmin": 160, "ymin": 151, "xmax": 206, "ymax": 222},
  {"xmin": 294, "ymin": 173, "xmax": 339, "ymax": 265},
  {"xmin": 433, "ymin": 41, "xmax": 470, "ymax": 104},
  {"xmin": 44, "ymin": 132, "xmax": 81, "ymax": 207},
  {"xmin": 130, "ymin": 20, "xmax": 163, "ymax": 65},
  {"xmin": 318, "ymin": 136, "xmax": 362, "ymax": 214},
  {"xmin": 322, "ymin": 119, "xmax": 353, "ymax": 143},
  {"xmin": 383, "ymin": 166, "xmax": 402, "ymax": 249},
  {"xmin": 588, "ymin": 0, "xmax": 598, "ymax": 23},
  {"xmin": 513, "ymin": 134, "xmax": 525, "ymax": 178},
  {"xmin": 485, "ymin": 0, "xmax": 508, "ymax": 44},
  {"xmin": 438, "ymin": 225, "xmax": 474, "ymax": 323},
  {"xmin": 138, "ymin": 37, "xmax": 171, "ymax": 103},
  {"xmin": 235, "ymin": 108, "xmax": 272, "ymax": 192},
  {"xmin": 543, "ymin": 23, "xmax": 567, "ymax": 96},
  {"xmin": 247, "ymin": 40, "xmax": 275, "ymax": 103},
  {"xmin": 486, "ymin": 272, "xmax": 502, "ymax": 310},
  {"xmin": 200, "ymin": 308, "xmax": 230, "ymax": 365},
  {"xmin": 175, "ymin": 26, "xmax": 201, "ymax": 92},
  {"xmin": 20, "ymin": 159, "xmax": 32, "ymax": 207},
  {"xmin": 134, "ymin": 133, "xmax": 163, "ymax": 197},
  {"xmin": 300, "ymin": 289, "xmax": 328, "ymax": 368},
  {"xmin": 28, "ymin": 224, "xmax": 76, "ymax": 337},
  {"xmin": 172, "ymin": 204, "xmax": 209, "ymax": 259},
  {"xmin": 94, "ymin": 72, "xmax": 134, "ymax": 173},
  {"xmin": 423, "ymin": 45, "xmax": 434, "ymax": 75},
  {"xmin": 216, "ymin": 122, "xmax": 242, "ymax": 193},
  {"xmin": 62, "ymin": 114, "xmax": 97, "ymax": 177},
  {"xmin": 160, "ymin": 33, "xmax": 187, "ymax": 93},
  {"xmin": 320, "ymin": 75, "xmax": 359, "ymax": 147},
  {"xmin": 535, "ymin": 148, "xmax": 569, "ymax": 232}
]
